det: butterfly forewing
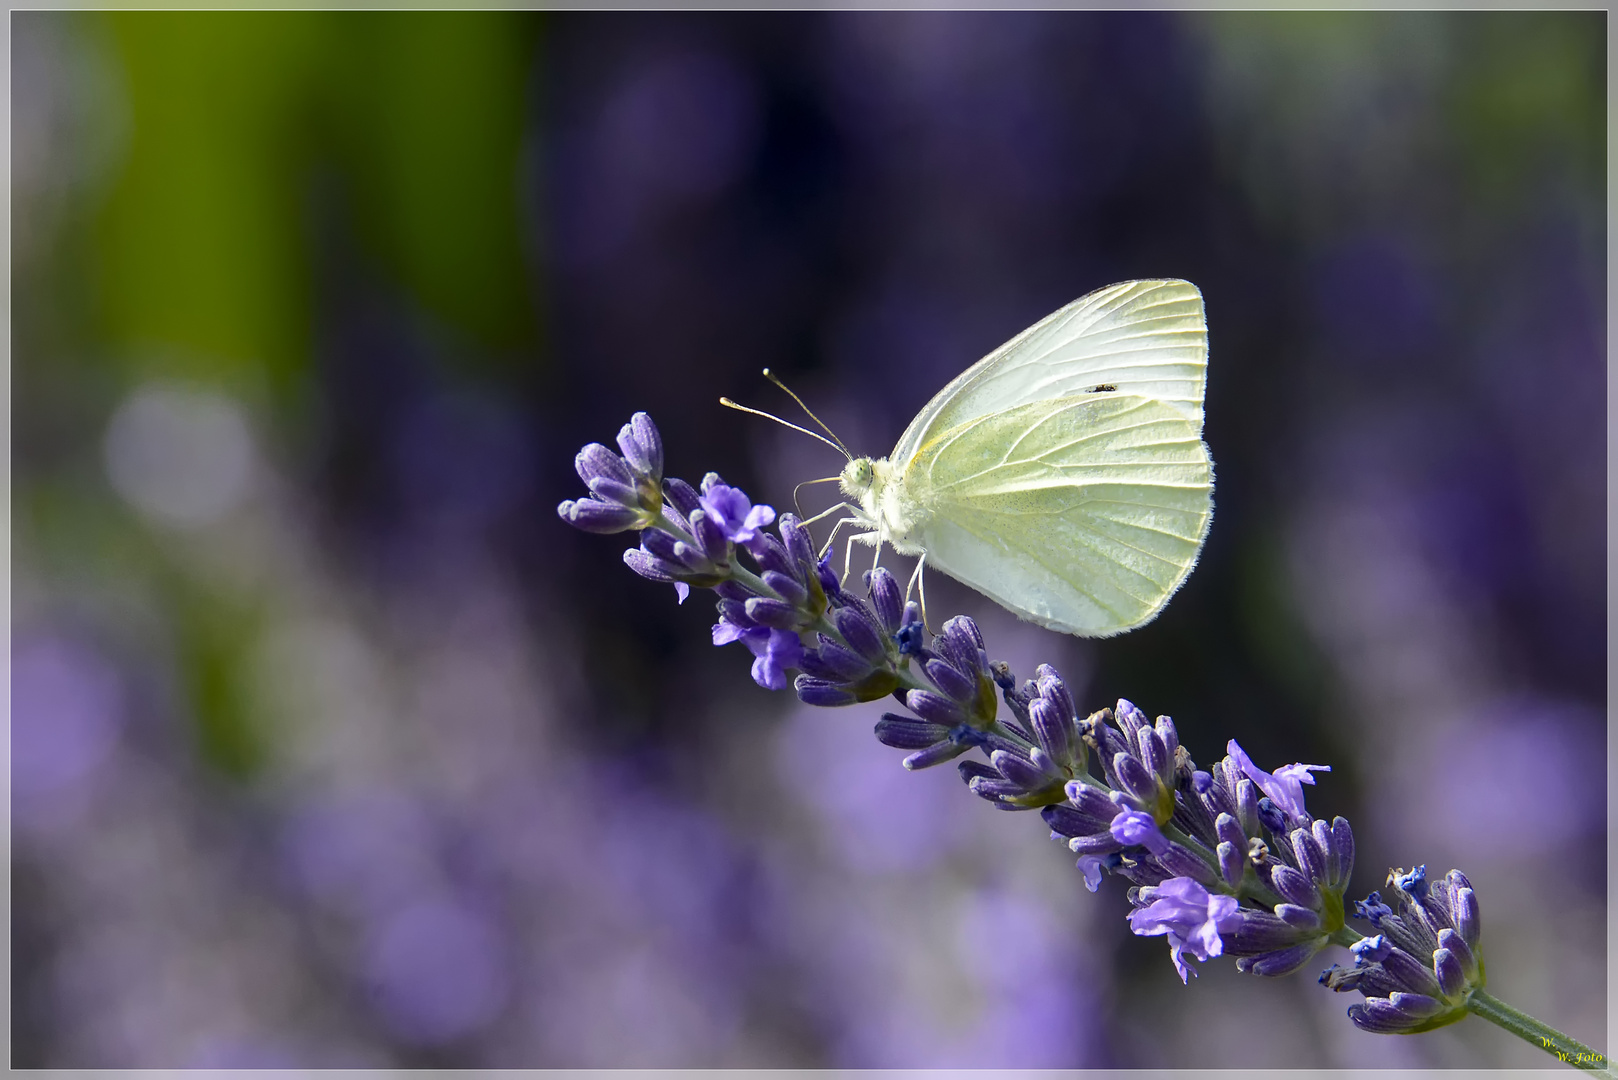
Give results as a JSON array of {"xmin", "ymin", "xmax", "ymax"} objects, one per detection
[
  {"xmin": 905, "ymin": 394, "xmax": 1212, "ymax": 636},
  {"xmin": 890, "ymin": 279, "xmax": 1207, "ymax": 469}
]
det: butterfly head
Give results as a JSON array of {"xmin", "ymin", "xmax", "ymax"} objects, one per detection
[{"xmin": 839, "ymin": 456, "xmax": 877, "ymax": 499}]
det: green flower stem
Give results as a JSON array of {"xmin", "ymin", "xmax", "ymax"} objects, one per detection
[
  {"xmin": 1327, "ymin": 925, "xmax": 1363, "ymax": 948},
  {"xmin": 1465, "ymin": 989, "xmax": 1612, "ymax": 1076}
]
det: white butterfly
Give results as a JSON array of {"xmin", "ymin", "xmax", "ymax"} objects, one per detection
[{"xmin": 831, "ymin": 279, "xmax": 1214, "ymax": 637}]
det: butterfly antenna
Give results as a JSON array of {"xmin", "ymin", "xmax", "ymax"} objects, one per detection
[
  {"xmin": 762, "ymin": 368, "xmax": 855, "ymax": 460},
  {"xmin": 719, "ymin": 398, "xmax": 849, "ymax": 458}
]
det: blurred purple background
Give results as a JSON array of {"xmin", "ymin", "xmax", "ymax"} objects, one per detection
[{"xmin": 11, "ymin": 11, "xmax": 1606, "ymax": 1067}]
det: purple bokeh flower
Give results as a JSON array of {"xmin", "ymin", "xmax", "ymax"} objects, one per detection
[
  {"xmin": 1226, "ymin": 740, "xmax": 1330, "ymax": 820},
  {"xmin": 12, "ymin": 636, "xmax": 124, "ymax": 813},
  {"xmin": 362, "ymin": 896, "xmax": 510, "ymax": 1046},
  {"xmin": 1127, "ymin": 877, "xmax": 1243, "ymax": 983}
]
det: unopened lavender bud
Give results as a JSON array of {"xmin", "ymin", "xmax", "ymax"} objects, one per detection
[
  {"xmin": 664, "ymin": 476, "xmax": 702, "ymax": 518},
  {"xmin": 1069, "ymin": 833, "xmax": 1125, "ymax": 856},
  {"xmin": 1236, "ymin": 779, "xmax": 1260, "ymax": 836},
  {"xmin": 714, "ymin": 580, "xmax": 757, "ymax": 602},
  {"xmin": 1214, "ymin": 813, "xmax": 1246, "ymax": 851},
  {"xmin": 1113, "ymin": 752, "xmax": 1159, "ymax": 805},
  {"xmin": 1292, "ymin": 827, "xmax": 1327, "ymax": 884},
  {"xmin": 1237, "ymin": 943, "xmax": 1320, "ymax": 978},
  {"xmin": 1157, "ymin": 843, "xmax": 1218, "ymax": 886},
  {"xmin": 624, "ymin": 547, "xmax": 676, "ymax": 581},
  {"xmin": 616, "ymin": 412, "xmax": 663, "ymax": 477},
  {"xmin": 1028, "ymin": 697, "xmax": 1072, "ymax": 765},
  {"xmin": 558, "ymin": 498, "xmax": 644, "ymax": 534},
  {"xmin": 1275, "ymin": 903, "xmax": 1321, "ymax": 931},
  {"xmin": 1043, "ymin": 802, "xmax": 1111, "ymax": 837},
  {"xmin": 1217, "ymin": 840, "xmax": 1244, "ymax": 888},
  {"xmin": 835, "ymin": 607, "xmax": 888, "ymax": 664},
  {"xmin": 1436, "ymin": 928, "xmax": 1477, "ymax": 980},
  {"xmin": 689, "ymin": 509, "xmax": 730, "ymax": 560},
  {"xmin": 1453, "ymin": 885, "xmax": 1480, "ymax": 946},
  {"xmin": 867, "ymin": 568, "xmax": 904, "ymax": 631},
  {"xmin": 801, "ymin": 639, "xmax": 872, "ymax": 682},
  {"xmin": 1348, "ymin": 993, "xmax": 1445, "ymax": 1034},
  {"xmin": 778, "ymin": 514, "xmax": 816, "ymax": 570},
  {"xmin": 906, "ymin": 689, "xmax": 967, "ymax": 727},
  {"xmin": 1433, "ymin": 948, "xmax": 1465, "ymax": 998},
  {"xmin": 1310, "ymin": 818, "xmax": 1338, "ymax": 885},
  {"xmin": 1114, "ymin": 698, "xmax": 1148, "ymax": 737},
  {"xmin": 794, "ymin": 676, "xmax": 857, "ymax": 707},
  {"xmin": 989, "ymin": 748, "xmax": 1049, "ymax": 792},
  {"xmin": 1256, "ymin": 796, "xmax": 1286, "ymax": 834},
  {"xmin": 576, "ymin": 442, "xmax": 633, "ymax": 487},
  {"xmin": 1266, "ymin": 864, "xmax": 1322, "ymax": 910},
  {"xmin": 745, "ymin": 597, "xmax": 802, "ymax": 630},
  {"xmin": 874, "ymin": 713, "xmax": 950, "ymax": 750},
  {"xmin": 1224, "ymin": 910, "xmax": 1302, "ymax": 954},
  {"xmin": 924, "ymin": 659, "xmax": 976, "ymax": 703},
  {"xmin": 1381, "ymin": 949, "xmax": 1443, "ymax": 998},
  {"xmin": 1154, "ymin": 716, "xmax": 1180, "ymax": 762},
  {"xmin": 1034, "ymin": 664, "xmax": 1076, "ymax": 718},
  {"xmin": 1064, "ymin": 782, "xmax": 1117, "ymax": 821},
  {"xmin": 1330, "ymin": 817, "xmax": 1355, "ymax": 885},
  {"xmin": 903, "ymin": 739, "xmax": 971, "ymax": 770},
  {"xmin": 762, "ymin": 570, "xmax": 808, "ymax": 607},
  {"xmin": 587, "ymin": 476, "xmax": 639, "ymax": 505},
  {"xmin": 1137, "ymin": 726, "xmax": 1169, "ymax": 780}
]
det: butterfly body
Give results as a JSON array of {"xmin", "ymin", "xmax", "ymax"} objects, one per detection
[
  {"xmin": 836, "ymin": 279, "xmax": 1214, "ymax": 638},
  {"xmin": 840, "ymin": 455, "xmax": 928, "ymax": 556}
]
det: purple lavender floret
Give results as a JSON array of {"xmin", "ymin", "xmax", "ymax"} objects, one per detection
[
  {"xmin": 1322, "ymin": 867, "xmax": 1485, "ymax": 1033},
  {"xmin": 699, "ymin": 474, "xmax": 776, "ymax": 550},
  {"xmin": 1227, "ymin": 739, "xmax": 1330, "ymax": 823},
  {"xmin": 1127, "ymin": 877, "xmax": 1244, "ymax": 983},
  {"xmin": 713, "ymin": 619, "xmax": 804, "ymax": 692}
]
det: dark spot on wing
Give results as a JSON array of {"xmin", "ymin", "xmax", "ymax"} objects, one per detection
[{"xmin": 1088, "ymin": 384, "xmax": 1118, "ymax": 393}]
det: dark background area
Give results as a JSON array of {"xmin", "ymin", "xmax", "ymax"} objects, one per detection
[{"xmin": 11, "ymin": 10, "xmax": 1605, "ymax": 1067}]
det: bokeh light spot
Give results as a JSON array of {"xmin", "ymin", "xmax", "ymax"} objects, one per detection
[{"xmin": 103, "ymin": 381, "xmax": 255, "ymax": 529}]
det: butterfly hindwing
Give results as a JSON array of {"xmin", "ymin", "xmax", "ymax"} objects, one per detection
[{"xmin": 903, "ymin": 393, "xmax": 1212, "ymax": 636}]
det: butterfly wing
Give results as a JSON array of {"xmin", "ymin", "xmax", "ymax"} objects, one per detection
[
  {"xmin": 890, "ymin": 279, "xmax": 1207, "ymax": 469},
  {"xmin": 904, "ymin": 393, "xmax": 1213, "ymax": 636}
]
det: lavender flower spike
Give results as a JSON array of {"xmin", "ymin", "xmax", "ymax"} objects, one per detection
[{"xmin": 562, "ymin": 411, "xmax": 1614, "ymax": 1074}]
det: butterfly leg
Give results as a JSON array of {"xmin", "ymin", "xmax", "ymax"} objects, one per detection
[
  {"xmin": 843, "ymin": 530, "xmax": 881, "ymax": 587},
  {"xmin": 800, "ymin": 500, "xmax": 858, "ymax": 533},
  {"xmin": 905, "ymin": 553, "xmax": 933, "ymax": 633},
  {"xmin": 815, "ymin": 513, "xmax": 863, "ymax": 561}
]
